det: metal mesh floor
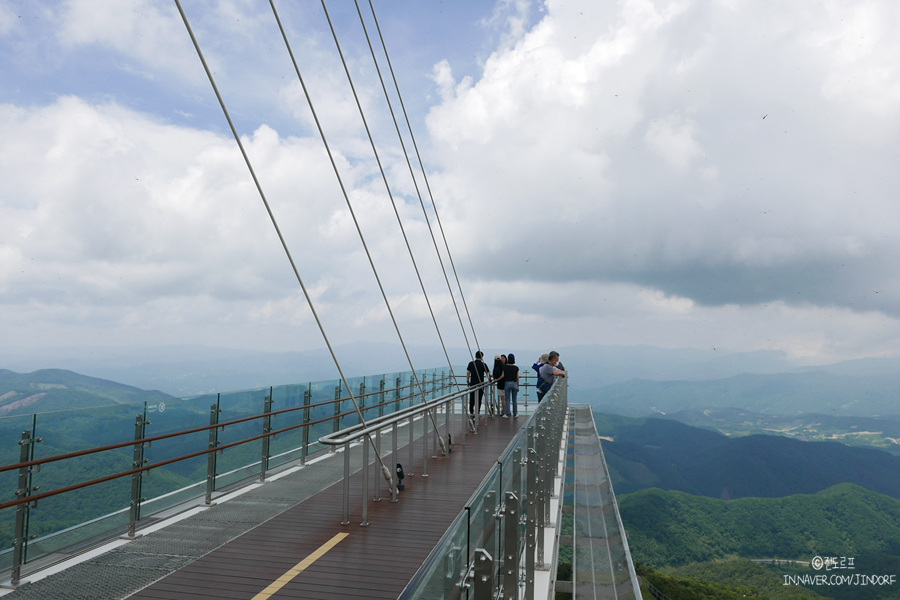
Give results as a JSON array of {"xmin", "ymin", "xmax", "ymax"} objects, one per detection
[{"xmin": 563, "ymin": 405, "xmax": 642, "ymax": 600}]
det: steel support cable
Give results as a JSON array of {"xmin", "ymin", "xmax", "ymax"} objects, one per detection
[
  {"xmin": 174, "ymin": 1, "xmax": 393, "ymax": 487},
  {"xmin": 353, "ymin": 0, "xmax": 474, "ymax": 368},
  {"xmin": 316, "ymin": 0, "xmax": 448, "ymax": 448},
  {"xmin": 366, "ymin": 0, "xmax": 483, "ymax": 353},
  {"xmin": 350, "ymin": 0, "xmax": 466, "ymax": 388},
  {"xmin": 269, "ymin": 0, "xmax": 447, "ymax": 455}
]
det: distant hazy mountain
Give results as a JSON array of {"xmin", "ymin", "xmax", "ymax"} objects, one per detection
[
  {"xmin": 0, "ymin": 369, "xmax": 172, "ymax": 416},
  {"xmin": 586, "ymin": 369, "xmax": 900, "ymax": 417},
  {"xmin": 0, "ymin": 343, "xmax": 467, "ymax": 397},
  {"xmin": 2, "ymin": 342, "xmax": 899, "ymax": 399},
  {"xmin": 596, "ymin": 413, "xmax": 900, "ymax": 499}
]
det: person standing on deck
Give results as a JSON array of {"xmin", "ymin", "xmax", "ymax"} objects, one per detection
[
  {"xmin": 466, "ymin": 351, "xmax": 491, "ymax": 416},
  {"xmin": 502, "ymin": 353, "xmax": 521, "ymax": 417},
  {"xmin": 493, "ymin": 354, "xmax": 507, "ymax": 415},
  {"xmin": 537, "ymin": 351, "xmax": 566, "ymax": 401}
]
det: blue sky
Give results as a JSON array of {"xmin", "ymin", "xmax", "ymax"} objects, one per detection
[{"xmin": 2, "ymin": 0, "xmax": 900, "ymax": 368}]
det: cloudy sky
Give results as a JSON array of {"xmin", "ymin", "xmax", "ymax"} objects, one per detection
[{"xmin": 2, "ymin": 0, "xmax": 899, "ymax": 369}]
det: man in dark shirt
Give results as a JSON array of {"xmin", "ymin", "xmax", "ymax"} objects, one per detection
[{"xmin": 466, "ymin": 351, "xmax": 490, "ymax": 415}]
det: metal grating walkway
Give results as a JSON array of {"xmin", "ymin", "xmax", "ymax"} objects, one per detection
[{"xmin": 558, "ymin": 405, "xmax": 642, "ymax": 600}]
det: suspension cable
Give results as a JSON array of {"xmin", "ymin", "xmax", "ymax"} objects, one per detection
[
  {"xmin": 175, "ymin": 0, "xmax": 394, "ymax": 486},
  {"xmin": 366, "ymin": 0, "xmax": 483, "ymax": 353},
  {"xmin": 350, "ymin": 0, "xmax": 466, "ymax": 385},
  {"xmin": 269, "ymin": 0, "xmax": 447, "ymax": 453}
]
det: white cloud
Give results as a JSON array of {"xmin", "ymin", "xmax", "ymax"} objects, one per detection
[
  {"xmin": 802, "ymin": 1, "xmax": 900, "ymax": 121},
  {"xmin": 3, "ymin": 0, "xmax": 900, "ymax": 366},
  {"xmin": 644, "ymin": 114, "xmax": 702, "ymax": 171},
  {"xmin": 0, "ymin": 4, "xmax": 16, "ymax": 36},
  {"xmin": 58, "ymin": 0, "xmax": 198, "ymax": 81}
]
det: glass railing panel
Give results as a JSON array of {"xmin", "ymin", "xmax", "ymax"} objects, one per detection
[
  {"xmin": 0, "ymin": 414, "xmax": 37, "ymax": 571},
  {"xmin": 307, "ymin": 378, "xmax": 340, "ymax": 456},
  {"xmin": 519, "ymin": 369, "xmax": 536, "ymax": 413},
  {"xmin": 20, "ymin": 479, "xmax": 130, "ymax": 566},
  {"xmin": 20, "ymin": 404, "xmax": 138, "ymax": 566},
  {"xmin": 381, "ymin": 372, "xmax": 402, "ymax": 416},
  {"xmin": 359, "ymin": 374, "xmax": 385, "ymax": 422},
  {"xmin": 339, "ymin": 375, "xmax": 365, "ymax": 431},
  {"xmin": 267, "ymin": 383, "xmax": 309, "ymax": 471},
  {"xmin": 467, "ymin": 467, "xmax": 501, "ymax": 585},
  {"xmin": 392, "ymin": 371, "xmax": 409, "ymax": 415},
  {"xmin": 403, "ymin": 511, "xmax": 469, "ymax": 600},
  {"xmin": 411, "ymin": 370, "xmax": 430, "ymax": 403},
  {"xmin": 140, "ymin": 393, "xmax": 217, "ymax": 515},
  {"xmin": 214, "ymin": 388, "xmax": 269, "ymax": 489}
]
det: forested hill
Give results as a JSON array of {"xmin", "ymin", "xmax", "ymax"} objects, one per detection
[
  {"xmin": 620, "ymin": 483, "xmax": 900, "ymax": 568},
  {"xmin": 596, "ymin": 413, "xmax": 900, "ymax": 499},
  {"xmin": 0, "ymin": 369, "xmax": 172, "ymax": 416}
]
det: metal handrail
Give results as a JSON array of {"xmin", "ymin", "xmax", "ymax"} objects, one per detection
[
  {"xmin": 318, "ymin": 382, "xmax": 487, "ymax": 446},
  {"xmin": 317, "ymin": 381, "xmax": 495, "ymax": 524}
]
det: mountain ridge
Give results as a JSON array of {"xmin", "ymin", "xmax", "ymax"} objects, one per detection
[
  {"xmin": 0, "ymin": 368, "xmax": 172, "ymax": 416},
  {"xmin": 596, "ymin": 413, "xmax": 900, "ymax": 499}
]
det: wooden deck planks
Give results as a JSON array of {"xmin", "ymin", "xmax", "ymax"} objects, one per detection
[{"xmin": 127, "ymin": 415, "xmax": 522, "ymax": 599}]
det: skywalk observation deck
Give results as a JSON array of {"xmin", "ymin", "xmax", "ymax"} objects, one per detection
[{"xmin": 0, "ymin": 370, "xmax": 640, "ymax": 599}]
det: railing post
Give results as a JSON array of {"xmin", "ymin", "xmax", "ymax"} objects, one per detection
[
  {"xmin": 391, "ymin": 376, "xmax": 400, "ymax": 417},
  {"xmin": 10, "ymin": 429, "xmax": 41, "ymax": 587},
  {"xmin": 474, "ymin": 549, "xmax": 495, "ymax": 600},
  {"xmin": 422, "ymin": 409, "xmax": 430, "ymax": 477},
  {"xmin": 333, "ymin": 383, "xmax": 342, "ymax": 436},
  {"xmin": 342, "ymin": 440, "xmax": 351, "ymax": 525},
  {"xmin": 512, "ymin": 446, "xmax": 522, "ymax": 499},
  {"xmin": 374, "ymin": 428, "xmax": 383, "ymax": 501},
  {"xmin": 536, "ymin": 412, "xmax": 547, "ymax": 566},
  {"xmin": 205, "ymin": 397, "xmax": 221, "ymax": 504},
  {"xmin": 391, "ymin": 422, "xmax": 399, "ymax": 503},
  {"xmin": 525, "ymin": 448, "xmax": 538, "ymax": 599},
  {"xmin": 301, "ymin": 387, "xmax": 311, "ymax": 464},
  {"xmin": 503, "ymin": 491, "xmax": 520, "ymax": 600},
  {"xmin": 445, "ymin": 396, "xmax": 451, "ymax": 450},
  {"xmin": 260, "ymin": 390, "xmax": 273, "ymax": 482},
  {"xmin": 483, "ymin": 489, "xmax": 497, "ymax": 583},
  {"xmin": 543, "ymin": 409, "xmax": 554, "ymax": 525},
  {"xmin": 361, "ymin": 435, "xmax": 369, "ymax": 527},
  {"xmin": 407, "ymin": 412, "xmax": 415, "ymax": 477},
  {"xmin": 127, "ymin": 413, "xmax": 150, "ymax": 538}
]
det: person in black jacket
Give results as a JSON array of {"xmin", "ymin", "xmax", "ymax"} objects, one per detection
[
  {"xmin": 492, "ymin": 354, "xmax": 507, "ymax": 415},
  {"xmin": 466, "ymin": 351, "xmax": 490, "ymax": 415},
  {"xmin": 501, "ymin": 353, "xmax": 521, "ymax": 417}
]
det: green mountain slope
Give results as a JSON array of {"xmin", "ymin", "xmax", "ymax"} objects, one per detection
[
  {"xmin": 657, "ymin": 408, "xmax": 900, "ymax": 455},
  {"xmin": 0, "ymin": 369, "xmax": 172, "ymax": 416},
  {"xmin": 596, "ymin": 413, "xmax": 900, "ymax": 499},
  {"xmin": 620, "ymin": 483, "xmax": 900, "ymax": 567},
  {"xmin": 639, "ymin": 561, "xmax": 833, "ymax": 600}
]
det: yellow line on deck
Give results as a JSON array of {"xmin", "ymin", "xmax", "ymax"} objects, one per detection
[{"xmin": 251, "ymin": 532, "xmax": 349, "ymax": 599}]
